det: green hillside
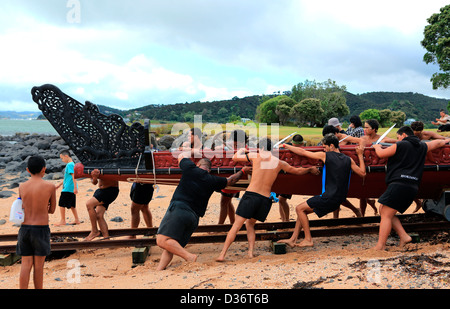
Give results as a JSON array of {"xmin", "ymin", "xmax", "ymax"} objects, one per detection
[
  {"xmin": 344, "ymin": 91, "xmax": 449, "ymax": 122},
  {"xmin": 99, "ymin": 91, "xmax": 449, "ymax": 124}
]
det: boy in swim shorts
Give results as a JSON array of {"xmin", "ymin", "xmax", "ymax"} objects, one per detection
[
  {"xmin": 17, "ymin": 156, "xmax": 56, "ymax": 289},
  {"xmin": 85, "ymin": 169, "xmax": 119, "ymax": 241},
  {"xmin": 129, "ymin": 182, "xmax": 154, "ymax": 234},
  {"xmin": 55, "ymin": 150, "xmax": 80, "ymax": 225}
]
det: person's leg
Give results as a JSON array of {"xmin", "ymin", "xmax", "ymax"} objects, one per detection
[
  {"xmin": 296, "ymin": 203, "xmax": 314, "ymax": 247},
  {"xmin": 278, "ymin": 201, "xmax": 309, "ymax": 247},
  {"xmin": 70, "ymin": 207, "xmax": 81, "ymax": 224},
  {"xmin": 367, "ymin": 199, "xmax": 378, "ymax": 215},
  {"xmin": 219, "ymin": 196, "xmax": 232, "ymax": 224},
  {"xmin": 391, "ymin": 215, "xmax": 412, "ymax": 247},
  {"xmin": 19, "ymin": 256, "xmax": 33, "ymax": 289},
  {"xmin": 245, "ymin": 218, "xmax": 257, "ymax": 258},
  {"xmin": 56, "ymin": 207, "xmax": 66, "ymax": 226},
  {"xmin": 278, "ymin": 196, "xmax": 290, "ymax": 221},
  {"xmin": 227, "ymin": 200, "xmax": 236, "ymax": 224},
  {"xmin": 95, "ymin": 205, "xmax": 109, "ymax": 239},
  {"xmin": 130, "ymin": 202, "xmax": 141, "ymax": 229},
  {"xmin": 32, "ymin": 256, "xmax": 46, "ymax": 289},
  {"xmin": 156, "ymin": 235, "xmax": 197, "ymax": 266},
  {"xmin": 140, "ymin": 204, "xmax": 153, "ymax": 227},
  {"xmin": 157, "ymin": 249, "xmax": 174, "ymax": 271},
  {"xmin": 216, "ymin": 215, "xmax": 247, "ymax": 261},
  {"xmin": 341, "ymin": 199, "xmax": 362, "ymax": 217},
  {"xmin": 374, "ymin": 204, "xmax": 397, "ymax": 250},
  {"xmin": 359, "ymin": 199, "xmax": 367, "ymax": 217},
  {"xmin": 85, "ymin": 197, "xmax": 101, "ymax": 241}
]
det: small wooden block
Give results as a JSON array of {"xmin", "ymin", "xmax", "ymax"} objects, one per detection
[
  {"xmin": 0, "ymin": 253, "xmax": 21, "ymax": 266},
  {"xmin": 409, "ymin": 233, "xmax": 420, "ymax": 243},
  {"xmin": 271, "ymin": 241, "xmax": 286, "ymax": 255},
  {"xmin": 132, "ymin": 246, "xmax": 150, "ymax": 264}
]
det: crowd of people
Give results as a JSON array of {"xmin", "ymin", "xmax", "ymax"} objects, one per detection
[{"xmin": 13, "ymin": 111, "xmax": 450, "ymax": 288}]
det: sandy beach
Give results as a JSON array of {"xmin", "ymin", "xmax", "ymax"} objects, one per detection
[{"xmin": 0, "ymin": 175, "xmax": 449, "ymax": 290}]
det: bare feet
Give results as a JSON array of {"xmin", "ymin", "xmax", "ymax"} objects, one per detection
[
  {"xmin": 216, "ymin": 255, "xmax": 226, "ymax": 262},
  {"xmin": 55, "ymin": 222, "xmax": 66, "ymax": 226},
  {"xmin": 373, "ymin": 245, "xmax": 386, "ymax": 251},
  {"xmin": 278, "ymin": 238, "xmax": 296, "ymax": 248},
  {"xmin": 399, "ymin": 235, "xmax": 412, "ymax": 247},
  {"xmin": 187, "ymin": 253, "xmax": 198, "ymax": 263},
  {"xmin": 296, "ymin": 239, "xmax": 314, "ymax": 248},
  {"xmin": 84, "ymin": 231, "xmax": 100, "ymax": 241}
]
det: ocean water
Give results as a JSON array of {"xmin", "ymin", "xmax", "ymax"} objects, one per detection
[{"xmin": 0, "ymin": 119, "xmax": 57, "ymax": 136}]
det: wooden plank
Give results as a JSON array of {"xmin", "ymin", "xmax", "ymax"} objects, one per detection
[{"xmin": 0, "ymin": 253, "xmax": 20, "ymax": 266}]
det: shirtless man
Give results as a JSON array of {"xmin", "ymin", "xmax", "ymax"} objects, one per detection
[
  {"xmin": 431, "ymin": 109, "xmax": 450, "ymax": 126},
  {"xmin": 85, "ymin": 169, "xmax": 119, "ymax": 241},
  {"xmin": 17, "ymin": 156, "xmax": 56, "ymax": 289},
  {"xmin": 179, "ymin": 127, "xmax": 203, "ymax": 151},
  {"xmin": 411, "ymin": 121, "xmax": 450, "ymax": 141},
  {"xmin": 216, "ymin": 137, "xmax": 320, "ymax": 261},
  {"xmin": 362, "ymin": 119, "xmax": 398, "ymax": 145},
  {"xmin": 279, "ymin": 134, "xmax": 366, "ymax": 248}
]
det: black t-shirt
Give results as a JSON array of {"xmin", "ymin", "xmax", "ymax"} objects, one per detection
[
  {"xmin": 321, "ymin": 152, "xmax": 352, "ymax": 203},
  {"xmin": 171, "ymin": 158, "xmax": 227, "ymax": 217},
  {"xmin": 385, "ymin": 136, "xmax": 427, "ymax": 186}
]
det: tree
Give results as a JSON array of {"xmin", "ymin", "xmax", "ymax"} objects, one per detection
[
  {"xmin": 256, "ymin": 95, "xmax": 290, "ymax": 123},
  {"xmin": 379, "ymin": 109, "xmax": 392, "ymax": 127},
  {"xmin": 421, "ymin": 4, "xmax": 450, "ymax": 89},
  {"xmin": 292, "ymin": 98, "xmax": 323, "ymax": 127},
  {"xmin": 291, "ymin": 79, "xmax": 349, "ymax": 125},
  {"xmin": 360, "ymin": 109, "xmax": 381, "ymax": 122},
  {"xmin": 321, "ymin": 92, "xmax": 350, "ymax": 125},
  {"xmin": 391, "ymin": 110, "xmax": 406, "ymax": 127},
  {"xmin": 275, "ymin": 104, "xmax": 292, "ymax": 126}
]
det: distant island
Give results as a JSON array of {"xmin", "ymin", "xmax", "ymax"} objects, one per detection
[{"xmin": 0, "ymin": 111, "xmax": 42, "ymax": 120}]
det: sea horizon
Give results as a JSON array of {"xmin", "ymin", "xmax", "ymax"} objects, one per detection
[{"xmin": 0, "ymin": 119, "xmax": 57, "ymax": 136}]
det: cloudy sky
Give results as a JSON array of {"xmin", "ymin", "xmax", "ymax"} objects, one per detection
[{"xmin": 0, "ymin": 0, "xmax": 449, "ymax": 112}]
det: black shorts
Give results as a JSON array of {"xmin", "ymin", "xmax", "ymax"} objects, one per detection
[
  {"xmin": 276, "ymin": 193, "xmax": 292, "ymax": 199},
  {"xmin": 220, "ymin": 190, "xmax": 240, "ymax": 198},
  {"xmin": 59, "ymin": 192, "xmax": 76, "ymax": 209},
  {"xmin": 157, "ymin": 201, "xmax": 199, "ymax": 247},
  {"xmin": 93, "ymin": 186, "xmax": 119, "ymax": 210},
  {"xmin": 378, "ymin": 182, "xmax": 418, "ymax": 214},
  {"xmin": 236, "ymin": 191, "xmax": 272, "ymax": 222},
  {"xmin": 130, "ymin": 183, "xmax": 154, "ymax": 205},
  {"xmin": 307, "ymin": 195, "xmax": 342, "ymax": 218},
  {"xmin": 16, "ymin": 225, "xmax": 51, "ymax": 257}
]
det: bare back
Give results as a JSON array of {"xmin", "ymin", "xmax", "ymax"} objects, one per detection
[
  {"xmin": 97, "ymin": 178, "xmax": 119, "ymax": 189},
  {"xmin": 19, "ymin": 177, "xmax": 56, "ymax": 226},
  {"xmin": 246, "ymin": 152, "xmax": 282, "ymax": 198}
]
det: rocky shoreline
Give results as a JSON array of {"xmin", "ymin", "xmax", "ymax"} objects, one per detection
[{"xmin": 0, "ymin": 134, "xmax": 73, "ymax": 198}]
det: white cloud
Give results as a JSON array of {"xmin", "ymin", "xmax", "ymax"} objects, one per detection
[{"xmin": 0, "ymin": 0, "xmax": 449, "ymax": 114}]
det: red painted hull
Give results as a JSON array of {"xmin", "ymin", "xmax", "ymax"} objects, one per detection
[{"xmin": 75, "ymin": 145, "xmax": 450, "ymax": 200}]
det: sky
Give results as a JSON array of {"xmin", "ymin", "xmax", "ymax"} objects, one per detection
[{"xmin": 0, "ymin": 0, "xmax": 449, "ymax": 113}]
